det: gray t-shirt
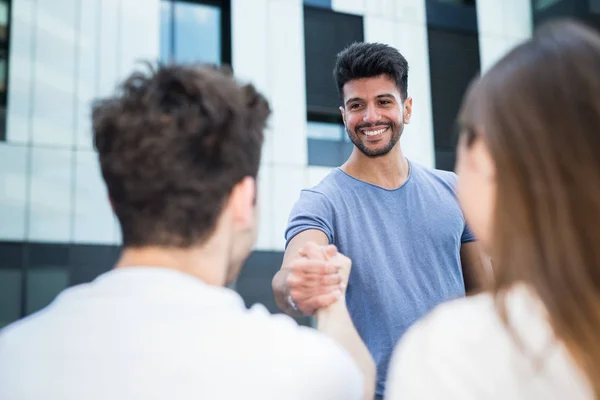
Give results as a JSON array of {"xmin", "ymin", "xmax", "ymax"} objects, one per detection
[{"xmin": 285, "ymin": 160, "xmax": 474, "ymax": 396}]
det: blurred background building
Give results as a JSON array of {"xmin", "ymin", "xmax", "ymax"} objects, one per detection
[{"xmin": 0, "ymin": 0, "xmax": 596, "ymax": 328}]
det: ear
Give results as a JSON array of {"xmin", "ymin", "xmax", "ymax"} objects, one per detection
[
  {"xmin": 228, "ymin": 176, "xmax": 257, "ymax": 229},
  {"xmin": 339, "ymin": 106, "xmax": 346, "ymax": 127},
  {"xmin": 403, "ymin": 97, "xmax": 413, "ymax": 125}
]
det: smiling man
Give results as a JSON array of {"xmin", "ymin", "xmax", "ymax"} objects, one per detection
[{"xmin": 272, "ymin": 42, "xmax": 487, "ymax": 399}]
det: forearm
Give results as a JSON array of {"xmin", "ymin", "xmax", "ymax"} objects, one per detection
[
  {"xmin": 316, "ymin": 299, "xmax": 376, "ymax": 400},
  {"xmin": 272, "ymin": 270, "xmax": 303, "ymax": 317}
]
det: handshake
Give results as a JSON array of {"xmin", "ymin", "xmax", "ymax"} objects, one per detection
[{"xmin": 276, "ymin": 241, "xmax": 352, "ymax": 316}]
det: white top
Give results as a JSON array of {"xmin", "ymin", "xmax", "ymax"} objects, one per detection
[
  {"xmin": 386, "ymin": 286, "xmax": 593, "ymax": 400},
  {"xmin": 0, "ymin": 267, "xmax": 362, "ymax": 400}
]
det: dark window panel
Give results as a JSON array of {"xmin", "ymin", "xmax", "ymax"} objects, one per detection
[
  {"xmin": 426, "ymin": 0, "xmax": 478, "ymax": 33},
  {"xmin": 532, "ymin": 0, "xmax": 600, "ymax": 32},
  {"xmin": 25, "ymin": 268, "xmax": 69, "ymax": 315},
  {"xmin": 0, "ymin": 241, "xmax": 23, "ymax": 269},
  {"xmin": 24, "ymin": 243, "xmax": 70, "ymax": 316},
  {"xmin": 304, "ymin": 5, "xmax": 363, "ymax": 116},
  {"xmin": 428, "ymin": 27, "xmax": 480, "ymax": 165},
  {"xmin": 236, "ymin": 250, "xmax": 312, "ymax": 327},
  {"xmin": 69, "ymin": 244, "xmax": 120, "ymax": 285},
  {"xmin": 238, "ymin": 251, "xmax": 284, "ymax": 280},
  {"xmin": 0, "ymin": 269, "xmax": 21, "ymax": 328},
  {"xmin": 435, "ymin": 148, "xmax": 457, "ymax": 172},
  {"xmin": 27, "ymin": 243, "xmax": 70, "ymax": 268}
]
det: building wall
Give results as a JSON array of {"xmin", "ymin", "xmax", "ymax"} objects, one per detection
[
  {"xmin": 1, "ymin": 0, "xmax": 159, "ymax": 244},
  {"xmin": 476, "ymin": 0, "xmax": 533, "ymax": 72}
]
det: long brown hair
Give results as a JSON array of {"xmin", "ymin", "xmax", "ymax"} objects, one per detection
[{"xmin": 459, "ymin": 19, "xmax": 600, "ymax": 395}]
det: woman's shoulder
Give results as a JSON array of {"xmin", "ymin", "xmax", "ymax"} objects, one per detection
[
  {"xmin": 386, "ymin": 287, "xmax": 591, "ymax": 399},
  {"xmin": 390, "ymin": 291, "xmax": 507, "ymax": 372}
]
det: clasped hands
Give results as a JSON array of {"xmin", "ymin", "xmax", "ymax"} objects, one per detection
[{"xmin": 285, "ymin": 242, "xmax": 351, "ymax": 316}]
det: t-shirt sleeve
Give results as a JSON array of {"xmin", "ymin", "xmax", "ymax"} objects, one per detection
[{"xmin": 285, "ymin": 189, "xmax": 335, "ymax": 247}]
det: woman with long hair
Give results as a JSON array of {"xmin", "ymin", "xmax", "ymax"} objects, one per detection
[{"xmin": 386, "ymin": 19, "xmax": 600, "ymax": 399}]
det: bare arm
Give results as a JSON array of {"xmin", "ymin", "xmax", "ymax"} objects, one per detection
[
  {"xmin": 272, "ymin": 229, "xmax": 335, "ymax": 316},
  {"xmin": 460, "ymin": 242, "xmax": 493, "ymax": 294},
  {"xmin": 273, "ymin": 237, "xmax": 375, "ymax": 398},
  {"xmin": 316, "ymin": 300, "xmax": 376, "ymax": 400},
  {"xmin": 310, "ymin": 245, "xmax": 375, "ymax": 400}
]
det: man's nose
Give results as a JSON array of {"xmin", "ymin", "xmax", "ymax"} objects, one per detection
[{"xmin": 363, "ymin": 104, "xmax": 381, "ymax": 124}]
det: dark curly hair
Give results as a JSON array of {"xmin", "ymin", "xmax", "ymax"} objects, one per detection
[
  {"xmin": 333, "ymin": 42, "xmax": 409, "ymax": 103},
  {"xmin": 92, "ymin": 63, "xmax": 270, "ymax": 248}
]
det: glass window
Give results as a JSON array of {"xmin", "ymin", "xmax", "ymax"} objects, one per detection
[
  {"xmin": 0, "ymin": 269, "xmax": 21, "ymax": 329},
  {"xmin": 304, "ymin": 6, "xmax": 363, "ymax": 116},
  {"xmin": 534, "ymin": 0, "xmax": 563, "ymax": 11},
  {"xmin": 26, "ymin": 269, "xmax": 69, "ymax": 315},
  {"xmin": 160, "ymin": 1, "xmax": 221, "ymax": 65},
  {"xmin": 307, "ymin": 121, "xmax": 345, "ymax": 141},
  {"xmin": 428, "ymin": 27, "xmax": 480, "ymax": 171}
]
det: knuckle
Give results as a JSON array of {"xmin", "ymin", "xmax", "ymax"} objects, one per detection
[
  {"xmin": 289, "ymin": 259, "xmax": 301, "ymax": 271},
  {"xmin": 287, "ymin": 275, "xmax": 299, "ymax": 287}
]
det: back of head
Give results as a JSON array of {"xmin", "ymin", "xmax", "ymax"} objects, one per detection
[
  {"xmin": 459, "ymin": 19, "xmax": 600, "ymax": 393},
  {"xmin": 333, "ymin": 42, "xmax": 409, "ymax": 102},
  {"xmin": 93, "ymin": 64, "xmax": 270, "ymax": 248}
]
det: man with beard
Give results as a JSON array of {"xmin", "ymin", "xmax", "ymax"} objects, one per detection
[{"xmin": 272, "ymin": 42, "xmax": 487, "ymax": 399}]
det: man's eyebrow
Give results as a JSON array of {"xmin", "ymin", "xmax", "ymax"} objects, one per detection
[
  {"xmin": 345, "ymin": 97, "xmax": 362, "ymax": 106},
  {"xmin": 345, "ymin": 94, "xmax": 396, "ymax": 106}
]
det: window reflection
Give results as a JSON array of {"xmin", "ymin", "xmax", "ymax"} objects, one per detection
[
  {"xmin": 307, "ymin": 121, "xmax": 345, "ymax": 141},
  {"xmin": 534, "ymin": 0, "xmax": 563, "ymax": 11},
  {"xmin": 160, "ymin": 1, "xmax": 221, "ymax": 65}
]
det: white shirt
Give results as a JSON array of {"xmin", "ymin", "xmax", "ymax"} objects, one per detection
[
  {"xmin": 386, "ymin": 286, "xmax": 592, "ymax": 400},
  {"xmin": 0, "ymin": 267, "xmax": 362, "ymax": 400}
]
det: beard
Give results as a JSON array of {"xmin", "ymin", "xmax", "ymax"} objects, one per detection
[{"xmin": 346, "ymin": 120, "xmax": 403, "ymax": 158}]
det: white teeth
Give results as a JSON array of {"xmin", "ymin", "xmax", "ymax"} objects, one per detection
[{"xmin": 362, "ymin": 127, "xmax": 387, "ymax": 136}]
